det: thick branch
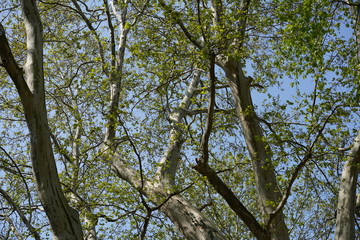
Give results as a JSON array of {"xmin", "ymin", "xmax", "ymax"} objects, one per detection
[
  {"xmin": 193, "ymin": 162, "xmax": 270, "ymax": 240},
  {"xmin": 0, "ymin": 23, "xmax": 33, "ymax": 111},
  {"xmin": 235, "ymin": 0, "xmax": 251, "ymax": 50},
  {"xmin": 200, "ymin": 53, "xmax": 216, "ymax": 164},
  {"xmin": 110, "ymin": 151, "xmax": 226, "ymax": 239},
  {"xmin": 19, "ymin": 1, "xmax": 84, "ymax": 238},
  {"xmin": 217, "ymin": 61, "xmax": 289, "ymax": 239},
  {"xmin": 210, "ymin": 0, "xmax": 223, "ymax": 26},
  {"xmin": 105, "ymin": 0, "xmax": 117, "ymax": 69},
  {"xmin": 104, "ymin": 0, "xmax": 133, "ymax": 143}
]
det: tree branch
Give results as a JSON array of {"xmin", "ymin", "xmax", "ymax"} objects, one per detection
[
  {"xmin": 156, "ymin": 70, "xmax": 201, "ymax": 185},
  {"xmin": 335, "ymin": 0, "xmax": 360, "ymax": 6},
  {"xmin": 158, "ymin": 0, "xmax": 203, "ymax": 50},
  {"xmin": 193, "ymin": 161, "xmax": 270, "ymax": 240},
  {"xmin": 70, "ymin": 0, "xmax": 108, "ymax": 75},
  {"xmin": 178, "ymin": 107, "xmax": 235, "ymax": 116},
  {"xmin": 266, "ymin": 153, "xmax": 312, "ymax": 228},
  {"xmin": 200, "ymin": 53, "xmax": 216, "ymax": 164},
  {"xmin": 0, "ymin": 188, "xmax": 41, "ymax": 240},
  {"xmin": 0, "ymin": 23, "xmax": 33, "ymax": 106},
  {"xmin": 267, "ymin": 105, "xmax": 339, "ymax": 228}
]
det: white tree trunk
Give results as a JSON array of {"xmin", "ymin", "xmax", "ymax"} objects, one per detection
[
  {"xmin": 335, "ymin": 2, "xmax": 360, "ymax": 239},
  {"xmin": 335, "ymin": 132, "xmax": 360, "ymax": 240},
  {"xmin": 156, "ymin": 70, "xmax": 201, "ymax": 185}
]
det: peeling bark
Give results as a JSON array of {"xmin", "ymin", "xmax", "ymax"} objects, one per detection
[
  {"xmin": 335, "ymin": 132, "xmax": 360, "ymax": 240},
  {"xmin": 161, "ymin": 195, "xmax": 225, "ymax": 240}
]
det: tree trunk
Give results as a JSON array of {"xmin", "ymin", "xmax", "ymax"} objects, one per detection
[
  {"xmin": 218, "ymin": 59, "xmax": 289, "ymax": 240},
  {"xmin": 335, "ymin": 130, "xmax": 360, "ymax": 240},
  {"xmin": 334, "ymin": 130, "xmax": 360, "ymax": 239},
  {"xmin": 111, "ymin": 156, "xmax": 225, "ymax": 239},
  {"xmin": 0, "ymin": 1, "xmax": 84, "ymax": 239},
  {"xmin": 335, "ymin": 2, "xmax": 360, "ymax": 239},
  {"xmin": 105, "ymin": 69, "xmax": 225, "ymax": 239},
  {"xmin": 156, "ymin": 70, "xmax": 201, "ymax": 185},
  {"xmin": 161, "ymin": 195, "xmax": 225, "ymax": 240},
  {"xmin": 21, "ymin": 1, "xmax": 83, "ymax": 238}
]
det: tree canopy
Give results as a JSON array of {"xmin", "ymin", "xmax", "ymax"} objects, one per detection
[{"xmin": 0, "ymin": 0, "xmax": 359, "ymax": 239}]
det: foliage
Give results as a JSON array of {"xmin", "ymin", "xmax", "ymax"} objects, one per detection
[{"xmin": 0, "ymin": 0, "xmax": 359, "ymax": 239}]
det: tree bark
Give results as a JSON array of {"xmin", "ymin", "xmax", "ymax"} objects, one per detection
[
  {"xmin": 108, "ymin": 70, "xmax": 225, "ymax": 239},
  {"xmin": 0, "ymin": 1, "xmax": 83, "ymax": 239},
  {"xmin": 156, "ymin": 70, "xmax": 201, "ymax": 185},
  {"xmin": 335, "ymin": 130, "xmax": 360, "ymax": 239},
  {"xmin": 111, "ymin": 156, "xmax": 226, "ymax": 240},
  {"xmin": 335, "ymin": 2, "xmax": 360, "ymax": 239},
  {"xmin": 217, "ymin": 59, "xmax": 289, "ymax": 240},
  {"xmin": 161, "ymin": 195, "xmax": 225, "ymax": 240},
  {"xmin": 193, "ymin": 162, "xmax": 270, "ymax": 240},
  {"xmin": 159, "ymin": 0, "xmax": 289, "ymax": 237}
]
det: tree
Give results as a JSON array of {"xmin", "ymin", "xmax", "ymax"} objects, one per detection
[
  {"xmin": 335, "ymin": 1, "xmax": 360, "ymax": 239},
  {"xmin": 0, "ymin": 0, "xmax": 359, "ymax": 239}
]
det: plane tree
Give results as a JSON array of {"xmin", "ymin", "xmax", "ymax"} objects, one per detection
[{"xmin": 0, "ymin": 0, "xmax": 359, "ymax": 239}]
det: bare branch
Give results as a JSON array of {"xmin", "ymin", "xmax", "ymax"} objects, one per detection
[
  {"xmin": 267, "ymin": 106, "xmax": 340, "ymax": 227},
  {"xmin": 198, "ymin": 202, "xmax": 213, "ymax": 212},
  {"xmin": 0, "ymin": 188, "xmax": 41, "ymax": 240},
  {"xmin": 0, "ymin": 146, "xmax": 32, "ymax": 208},
  {"xmin": 339, "ymin": 146, "xmax": 352, "ymax": 151},
  {"xmin": 50, "ymin": 131, "xmax": 73, "ymax": 164}
]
